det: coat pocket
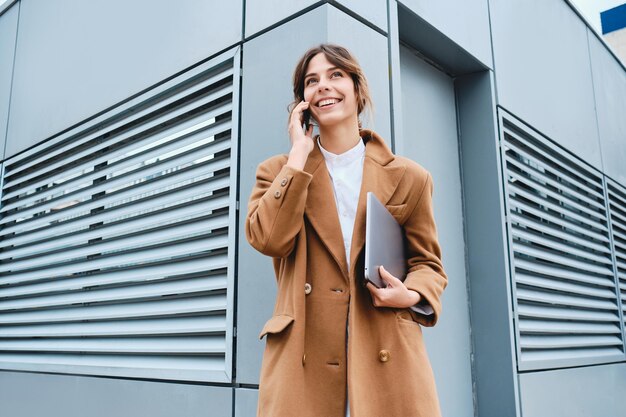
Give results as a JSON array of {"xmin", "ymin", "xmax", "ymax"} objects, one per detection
[
  {"xmin": 258, "ymin": 314, "xmax": 295, "ymax": 339},
  {"xmin": 395, "ymin": 308, "xmax": 422, "ymax": 327}
]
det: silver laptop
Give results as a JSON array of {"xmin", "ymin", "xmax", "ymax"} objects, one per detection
[{"xmin": 364, "ymin": 192, "xmax": 407, "ymax": 288}]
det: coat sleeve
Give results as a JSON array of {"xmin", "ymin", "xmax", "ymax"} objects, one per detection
[
  {"xmin": 245, "ymin": 158, "xmax": 313, "ymax": 258},
  {"xmin": 402, "ymin": 172, "xmax": 448, "ymax": 326}
]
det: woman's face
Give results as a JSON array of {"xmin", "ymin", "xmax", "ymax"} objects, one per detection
[{"xmin": 302, "ymin": 52, "xmax": 358, "ymax": 129}]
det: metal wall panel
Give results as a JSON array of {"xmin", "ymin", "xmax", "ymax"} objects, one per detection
[
  {"xmin": 0, "ymin": 370, "xmax": 232, "ymax": 417},
  {"xmin": 234, "ymin": 388, "xmax": 259, "ymax": 417},
  {"xmin": 6, "ymin": 0, "xmax": 242, "ymax": 159},
  {"xmin": 0, "ymin": 2, "xmax": 18, "ymax": 161},
  {"xmin": 489, "ymin": 0, "xmax": 601, "ymax": 169},
  {"xmin": 335, "ymin": 0, "xmax": 387, "ymax": 32},
  {"xmin": 237, "ymin": 3, "xmax": 391, "ymax": 384},
  {"xmin": 0, "ymin": 48, "xmax": 240, "ymax": 383},
  {"xmin": 499, "ymin": 110, "xmax": 624, "ymax": 371},
  {"xmin": 518, "ymin": 362, "xmax": 626, "ymax": 417},
  {"xmin": 398, "ymin": 45, "xmax": 473, "ymax": 417},
  {"xmin": 456, "ymin": 71, "xmax": 519, "ymax": 417},
  {"xmin": 398, "ymin": 0, "xmax": 492, "ymax": 68},
  {"xmin": 244, "ymin": 0, "xmax": 387, "ymax": 39},
  {"xmin": 587, "ymin": 29, "xmax": 626, "ymax": 186},
  {"xmin": 244, "ymin": 0, "xmax": 317, "ymax": 38}
]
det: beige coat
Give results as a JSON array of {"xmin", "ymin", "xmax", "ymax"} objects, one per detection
[{"xmin": 246, "ymin": 129, "xmax": 448, "ymax": 417}]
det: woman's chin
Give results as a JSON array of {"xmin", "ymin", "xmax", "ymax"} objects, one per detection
[{"xmin": 315, "ymin": 115, "xmax": 351, "ymax": 130}]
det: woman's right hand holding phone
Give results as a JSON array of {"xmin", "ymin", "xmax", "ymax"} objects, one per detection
[{"xmin": 286, "ymin": 101, "xmax": 315, "ymax": 170}]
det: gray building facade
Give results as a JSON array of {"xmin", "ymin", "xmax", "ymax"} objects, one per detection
[{"xmin": 0, "ymin": 0, "xmax": 625, "ymax": 416}]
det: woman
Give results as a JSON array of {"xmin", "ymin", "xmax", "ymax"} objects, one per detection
[{"xmin": 245, "ymin": 44, "xmax": 448, "ymax": 417}]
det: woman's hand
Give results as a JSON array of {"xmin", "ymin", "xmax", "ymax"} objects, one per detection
[
  {"xmin": 366, "ymin": 265, "xmax": 422, "ymax": 308},
  {"xmin": 286, "ymin": 101, "xmax": 315, "ymax": 170}
]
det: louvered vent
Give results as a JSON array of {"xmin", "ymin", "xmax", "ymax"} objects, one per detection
[
  {"xmin": 0, "ymin": 49, "xmax": 240, "ymax": 382},
  {"xmin": 607, "ymin": 179, "xmax": 626, "ymax": 336},
  {"xmin": 499, "ymin": 112, "xmax": 624, "ymax": 371}
]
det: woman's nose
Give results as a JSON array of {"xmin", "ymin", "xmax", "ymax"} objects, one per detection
[{"xmin": 317, "ymin": 77, "xmax": 330, "ymax": 91}]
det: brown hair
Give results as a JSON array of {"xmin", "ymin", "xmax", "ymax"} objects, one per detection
[{"xmin": 289, "ymin": 43, "xmax": 374, "ymax": 127}]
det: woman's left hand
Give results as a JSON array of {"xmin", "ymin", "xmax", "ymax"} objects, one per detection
[{"xmin": 366, "ymin": 265, "xmax": 422, "ymax": 308}]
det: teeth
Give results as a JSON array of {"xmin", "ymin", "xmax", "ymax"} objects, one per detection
[{"xmin": 318, "ymin": 98, "xmax": 339, "ymax": 107}]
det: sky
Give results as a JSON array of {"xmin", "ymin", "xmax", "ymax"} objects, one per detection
[{"xmin": 569, "ymin": 0, "xmax": 625, "ymax": 33}]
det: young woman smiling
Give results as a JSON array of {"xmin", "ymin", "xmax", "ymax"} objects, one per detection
[{"xmin": 246, "ymin": 44, "xmax": 448, "ymax": 417}]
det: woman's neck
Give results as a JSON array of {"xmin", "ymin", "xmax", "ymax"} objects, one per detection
[{"xmin": 318, "ymin": 119, "xmax": 361, "ymax": 154}]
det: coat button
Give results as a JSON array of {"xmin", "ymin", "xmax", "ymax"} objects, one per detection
[
  {"xmin": 302, "ymin": 354, "xmax": 306, "ymax": 366},
  {"xmin": 274, "ymin": 190, "xmax": 281, "ymax": 198},
  {"xmin": 304, "ymin": 283, "xmax": 312, "ymax": 295},
  {"xmin": 280, "ymin": 178, "xmax": 288, "ymax": 186},
  {"xmin": 379, "ymin": 349, "xmax": 390, "ymax": 363}
]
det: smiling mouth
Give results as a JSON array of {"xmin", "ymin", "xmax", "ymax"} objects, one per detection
[{"xmin": 317, "ymin": 98, "xmax": 342, "ymax": 107}]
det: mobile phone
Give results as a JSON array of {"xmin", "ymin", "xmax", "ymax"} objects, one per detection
[{"xmin": 302, "ymin": 109, "xmax": 311, "ymax": 130}]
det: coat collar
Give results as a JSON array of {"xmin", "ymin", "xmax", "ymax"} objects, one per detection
[{"xmin": 303, "ymin": 129, "xmax": 406, "ymax": 280}]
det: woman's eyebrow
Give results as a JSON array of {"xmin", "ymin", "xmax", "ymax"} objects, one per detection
[{"xmin": 304, "ymin": 66, "xmax": 341, "ymax": 79}]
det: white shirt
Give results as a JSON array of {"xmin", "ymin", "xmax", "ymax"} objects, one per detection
[{"xmin": 318, "ymin": 137, "xmax": 433, "ymax": 316}]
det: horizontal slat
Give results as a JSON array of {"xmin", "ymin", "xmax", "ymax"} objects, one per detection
[
  {"xmin": 515, "ymin": 271, "xmax": 617, "ymax": 299},
  {"xmin": 505, "ymin": 144, "xmax": 605, "ymax": 211},
  {"xmin": 0, "ymin": 274, "xmax": 227, "ymax": 311},
  {"xmin": 520, "ymin": 347, "xmax": 624, "ymax": 368},
  {"xmin": 503, "ymin": 127, "xmax": 603, "ymax": 192},
  {"xmin": 1, "ymin": 232, "xmax": 229, "ymax": 287},
  {"xmin": 516, "ymin": 287, "xmax": 618, "ymax": 311},
  {"xmin": 514, "ymin": 258, "xmax": 615, "ymax": 288},
  {"xmin": 0, "ymin": 194, "xmax": 229, "ymax": 264},
  {"xmin": 613, "ymin": 237, "xmax": 626, "ymax": 254},
  {"xmin": 0, "ymin": 294, "xmax": 227, "ymax": 325},
  {"xmin": 2, "ymin": 108, "xmax": 231, "ymax": 213},
  {"xmin": 0, "ymin": 213, "xmax": 229, "ymax": 273},
  {"xmin": 609, "ymin": 204, "xmax": 626, "ymax": 226},
  {"xmin": 0, "ymin": 354, "xmax": 228, "ymax": 382},
  {"xmin": 2, "ymin": 192, "xmax": 229, "ymax": 258},
  {"xmin": 510, "ymin": 211, "xmax": 611, "ymax": 255},
  {"xmin": 3, "ymin": 65, "xmax": 234, "ymax": 183},
  {"xmin": 504, "ymin": 131, "xmax": 603, "ymax": 197},
  {"xmin": 0, "ymin": 315, "xmax": 225, "ymax": 338},
  {"xmin": 0, "ymin": 176, "xmax": 230, "ymax": 253},
  {"xmin": 0, "ymin": 253, "xmax": 228, "ymax": 299},
  {"xmin": 507, "ymin": 178, "xmax": 608, "ymax": 232},
  {"xmin": 520, "ymin": 335, "xmax": 623, "ymax": 349},
  {"xmin": 0, "ymin": 156, "xmax": 230, "ymax": 240},
  {"xmin": 517, "ymin": 303, "xmax": 620, "ymax": 322},
  {"xmin": 512, "ymin": 226, "xmax": 612, "ymax": 267},
  {"xmin": 509, "ymin": 195, "xmax": 609, "ymax": 244},
  {"xmin": 607, "ymin": 184, "xmax": 626, "ymax": 202},
  {"xmin": 0, "ymin": 336, "xmax": 225, "ymax": 354},
  {"xmin": 0, "ymin": 136, "xmax": 232, "ymax": 227},
  {"xmin": 518, "ymin": 319, "xmax": 621, "ymax": 334},
  {"xmin": 512, "ymin": 241, "xmax": 614, "ymax": 277},
  {"xmin": 506, "ymin": 155, "xmax": 606, "ymax": 212},
  {"xmin": 612, "ymin": 225, "xmax": 626, "ymax": 243}
]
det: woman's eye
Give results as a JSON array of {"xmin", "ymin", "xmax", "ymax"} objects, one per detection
[
  {"xmin": 305, "ymin": 78, "xmax": 317, "ymax": 86},
  {"xmin": 331, "ymin": 71, "xmax": 343, "ymax": 78}
]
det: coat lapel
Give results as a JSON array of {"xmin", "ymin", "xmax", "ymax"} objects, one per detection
[
  {"xmin": 304, "ymin": 140, "xmax": 349, "ymax": 277},
  {"xmin": 303, "ymin": 130, "xmax": 406, "ymax": 280}
]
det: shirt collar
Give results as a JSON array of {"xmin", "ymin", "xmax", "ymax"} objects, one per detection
[{"xmin": 317, "ymin": 136, "xmax": 365, "ymax": 166}]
